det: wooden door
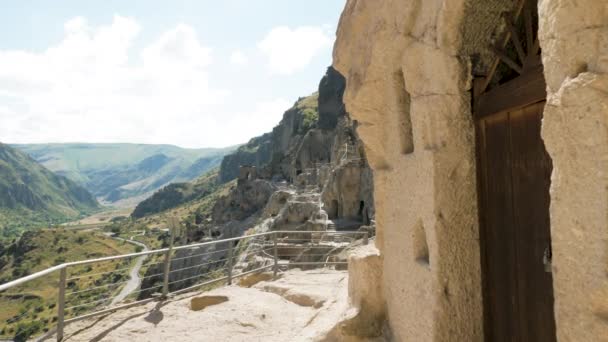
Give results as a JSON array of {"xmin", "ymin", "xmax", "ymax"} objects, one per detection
[{"xmin": 476, "ymin": 100, "xmax": 556, "ymax": 341}]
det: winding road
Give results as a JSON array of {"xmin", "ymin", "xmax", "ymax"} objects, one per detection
[{"xmin": 110, "ymin": 234, "xmax": 149, "ymax": 305}]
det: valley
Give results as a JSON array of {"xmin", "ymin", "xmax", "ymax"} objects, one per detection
[
  {"xmin": 0, "ymin": 67, "xmax": 376, "ymax": 341},
  {"xmin": 14, "ymin": 143, "xmax": 236, "ymax": 206},
  {"xmin": 0, "ymin": 144, "xmax": 100, "ymax": 241}
]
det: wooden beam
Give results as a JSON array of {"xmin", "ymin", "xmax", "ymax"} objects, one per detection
[
  {"xmin": 474, "ymin": 65, "xmax": 546, "ymax": 120},
  {"xmin": 524, "ymin": 5, "xmax": 534, "ymax": 51},
  {"xmin": 504, "ymin": 13, "xmax": 527, "ymax": 64},
  {"xmin": 491, "ymin": 45, "xmax": 523, "ymax": 74},
  {"xmin": 479, "ymin": 0, "xmax": 528, "ymax": 94},
  {"xmin": 530, "ymin": 37, "xmax": 540, "ymax": 57}
]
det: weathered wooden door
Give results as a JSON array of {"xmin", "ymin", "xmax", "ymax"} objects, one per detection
[
  {"xmin": 472, "ymin": 1, "xmax": 556, "ymax": 339},
  {"xmin": 476, "ymin": 100, "xmax": 556, "ymax": 341}
]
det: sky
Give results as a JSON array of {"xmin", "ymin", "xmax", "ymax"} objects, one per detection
[{"xmin": 0, "ymin": 0, "xmax": 346, "ymax": 148}]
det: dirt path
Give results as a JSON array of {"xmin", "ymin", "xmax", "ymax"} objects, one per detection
[{"xmin": 110, "ymin": 235, "xmax": 149, "ymax": 305}]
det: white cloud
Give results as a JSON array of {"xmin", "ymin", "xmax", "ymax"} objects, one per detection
[
  {"xmin": 229, "ymin": 50, "xmax": 248, "ymax": 66},
  {"xmin": 0, "ymin": 16, "xmax": 261, "ymax": 148},
  {"xmin": 142, "ymin": 24, "xmax": 212, "ymax": 71},
  {"xmin": 258, "ymin": 26, "xmax": 332, "ymax": 75},
  {"xmin": 228, "ymin": 98, "xmax": 291, "ymax": 143}
]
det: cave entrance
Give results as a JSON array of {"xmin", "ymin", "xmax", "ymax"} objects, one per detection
[
  {"xmin": 358, "ymin": 201, "xmax": 364, "ymax": 217},
  {"xmin": 328, "ymin": 200, "xmax": 339, "ymax": 219},
  {"xmin": 358, "ymin": 200, "xmax": 370, "ymax": 224},
  {"xmin": 472, "ymin": 1, "xmax": 556, "ymax": 341}
]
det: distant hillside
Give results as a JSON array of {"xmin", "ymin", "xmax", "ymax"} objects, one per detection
[
  {"xmin": 131, "ymin": 169, "xmax": 221, "ymax": 219},
  {"xmin": 13, "ymin": 143, "xmax": 237, "ymax": 205},
  {"xmin": 0, "ymin": 143, "xmax": 99, "ymax": 238}
]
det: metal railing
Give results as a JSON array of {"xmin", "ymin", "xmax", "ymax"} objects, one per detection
[{"xmin": 0, "ymin": 230, "xmax": 367, "ymax": 341}]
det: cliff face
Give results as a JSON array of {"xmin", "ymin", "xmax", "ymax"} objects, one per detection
[
  {"xmin": 212, "ymin": 67, "xmax": 375, "ymax": 231},
  {"xmin": 139, "ymin": 67, "xmax": 376, "ymax": 296},
  {"xmin": 218, "ymin": 93, "xmax": 322, "ymax": 184},
  {"xmin": 218, "ymin": 134, "xmax": 272, "ymax": 183}
]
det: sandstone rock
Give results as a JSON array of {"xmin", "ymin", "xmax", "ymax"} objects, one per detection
[
  {"xmin": 218, "ymin": 133, "xmax": 272, "ymax": 183},
  {"xmin": 348, "ymin": 244, "xmax": 385, "ymax": 322},
  {"xmin": 236, "ymin": 272, "xmax": 275, "ymax": 288},
  {"xmin": 57, "ymin": 270, "xmax": 352, "ymax": 342},
  {"xmin": 333, "ymin": 0, "xmax": 608, "ymax": 340},
  {"xmin": 212, "ymin": 179, "xmax": 275, "ymax": 224},
  {"xmin": 190, "ymin": 295, "xmax": 229, "ymax": 311},
  {"xmin": 262, "ymin": 190, "xmax": 293, "ymax": 218}
]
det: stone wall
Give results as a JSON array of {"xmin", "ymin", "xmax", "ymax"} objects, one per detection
[
  {"xmin": 539, "ymin": 1, "xmax": 608, "ymax": 340},
  {"xmin": 333, "ymin": 0, "xmax": 608, "ymax": 341}
]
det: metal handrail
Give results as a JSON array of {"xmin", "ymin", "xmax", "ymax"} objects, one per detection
[{"xmin": 0, "ymin": 229, "xmax": 368, "ymax": 341}]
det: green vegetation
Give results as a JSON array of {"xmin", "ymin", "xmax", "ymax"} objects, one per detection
[
  {"xmin": 297, "ymin": 93, "xmax": 320, "ymax": 133},
  {"xmin": 106, "ymin": 175, "xmax": 235, "ymax": 249},
  {"xmin": 13, "ymin": 143, "xmax": 237, "ymax": 203},
  {"xmin": 0, "ymin": 229, "xmax": 135, "ymax": 340},
  {"xmin": 0, "ymin": 144, "xmax": 99, "ymax": 240},
  {"xmin": 131, "ymin": 169, "xmax": 221, "ymax": 219}
]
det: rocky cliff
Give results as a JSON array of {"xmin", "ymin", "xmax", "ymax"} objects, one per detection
[
  {"xmin": 218, "ymin": 134, "xmax": 272, "ymax": 183},
  {"xmin": 211, "ymin": 66, "xmax": 375, "ymax": 234},
  {"xmin": 138, "ymin": 67, "xmax": 375, "ymax": 295}
]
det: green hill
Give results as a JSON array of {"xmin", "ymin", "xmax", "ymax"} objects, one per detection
[
  {"xmin": 13, "ymin": 143, "xmax": 237, "ymax": 205},
  {"xmin": 0, "ymin": 144, "xmax": 99, "ymax": 238},
  {"xmin": 0, "ymin": 229, "xmax": 136, "ymax": 340},
  {"xmin": 131, "ymin": 169, "xmax": 221, "ymax": 219}
]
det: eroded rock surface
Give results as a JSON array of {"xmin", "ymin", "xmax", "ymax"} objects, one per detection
[
  {"xmin": 333, "ymin": 0, "xmax": 608, "ymax": 340},
  {"xmin": 56, "ymin": 270, "xmax": 369, "ymax": 342}
]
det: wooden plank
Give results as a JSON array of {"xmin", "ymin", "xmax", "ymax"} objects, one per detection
[
  {"xmin": 474, "ymin": 66, "xmax": 546, "ymax": 120},
  {"xmin": 478, "ymin": 113, "xmax": 520, "ymax": 341},
  {"xmin": 509, "ymin": 102, "xmax": 556, "ymax": 342}
]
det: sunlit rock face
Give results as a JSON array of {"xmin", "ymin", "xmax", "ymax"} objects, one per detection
[{"xmin": 333, "ymin": 0, "xmax": 608, "ymax": 340}]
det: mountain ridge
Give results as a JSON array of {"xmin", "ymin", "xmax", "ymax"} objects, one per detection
[
  {"xmin": 13, "ymin": 143, "xmax": 238, "ymax": 205},
  {"xmin": 0, "ymin": 143, "xmax": 100, "ymax": 238}
]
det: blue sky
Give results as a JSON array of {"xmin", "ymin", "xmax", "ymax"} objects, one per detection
[{"xmin": 0, "ymin": 0, "xmax": 346, "ymax": 148}]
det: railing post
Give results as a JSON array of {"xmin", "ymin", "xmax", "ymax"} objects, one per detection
[
  {"xmin": 363, "ymin": 231, "xmax": 369, "ymax": 245},
  {"xmin": 272, "ymin": 232, "xmax": 278, "ymax": 279},
  {"xmin": 227, "ymin": 242, "xmax": 234, "ymax": 285},
  {"xmin": 162, "ymin": 218, "xmax": 177, "ymax": 297},
  {"xmin": 56, "ymin": 266, "xmax": 67, "ymax": 342}
]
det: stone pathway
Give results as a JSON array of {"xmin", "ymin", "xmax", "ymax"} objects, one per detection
[{"xmin": 52, "ymin": 269, "xmax": 351, "ymax": 342}]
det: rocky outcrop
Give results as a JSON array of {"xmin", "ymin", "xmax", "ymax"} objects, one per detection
[
  {"xmin": 145, "ymin": 66, "xmax": 376, "ymax": 296},
  {"xmin": 317, "ymin": 67, "xmax": 346, "ymax": 130},
  {"xmin": 214, "ymin": 66, "xmax": 375, "ymax": 232},
  {"xmin": 211, "ymin": 179, "xmax": 276, "ymax": 224},
  {"xmin": 218, "ymin": 134, "xmax": 272, "ymax": 183},
  {"xmin": 138, "ymin": 240, "xmax": 233, "ymax": 299},
  {"xmin": 324, "ymin": 244, "xmax": 386, "ymax": 341}
]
